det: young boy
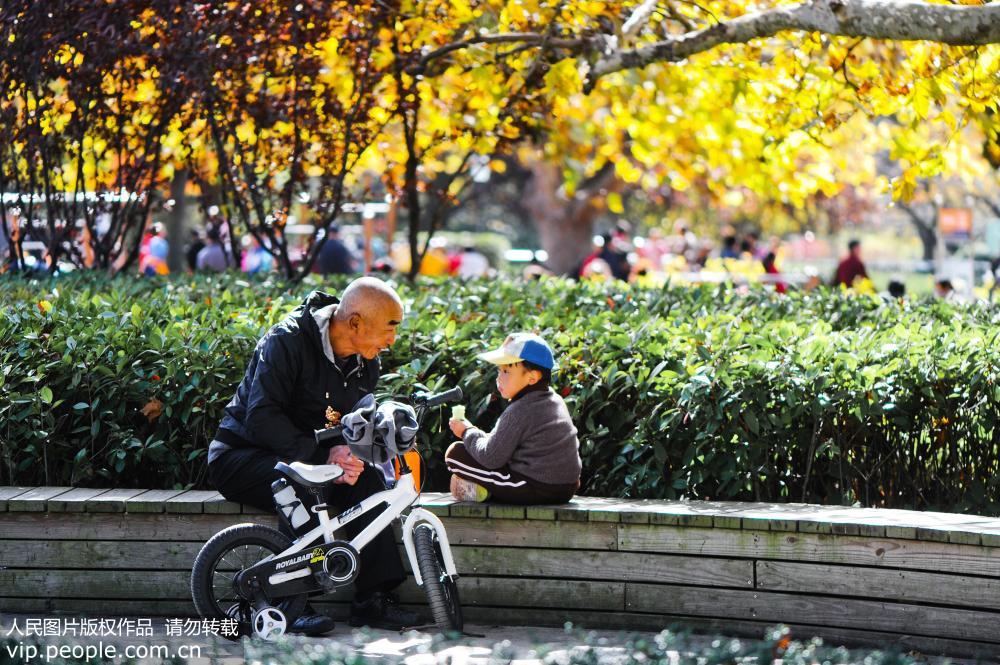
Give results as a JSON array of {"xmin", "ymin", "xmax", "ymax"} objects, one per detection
[{"xmin": 446, "ymin": 332, "xmax": 582, "ymax": 504}]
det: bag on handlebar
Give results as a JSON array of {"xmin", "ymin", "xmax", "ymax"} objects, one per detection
[{"xmin": 340, "ymin": 394, "xmax": 419, "ymax": 464}]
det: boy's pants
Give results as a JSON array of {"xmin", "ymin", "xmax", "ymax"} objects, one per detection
[{"xmin": 445, "ymin": 441, "xmax": 579, "ymax": 504}]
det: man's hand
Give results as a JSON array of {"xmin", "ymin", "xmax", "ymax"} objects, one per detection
[
  {"xmin": 327, "ymin": 445, "xmax": 364, "ymax": 485},
  {"xmin": 449, "ymin": 418, "xmax": 470, "ymax": 438}
]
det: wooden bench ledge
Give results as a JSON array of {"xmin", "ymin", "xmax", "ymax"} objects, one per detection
[{"xmin": 2, "ymin": 487, "xmax": 999, "ymax": 546}]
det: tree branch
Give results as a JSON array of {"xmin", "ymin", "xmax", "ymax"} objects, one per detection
[
  {"xmin": 622, "ymin": 0, "xmax": 660, "ymax": 38},
  {"xmin": 587, "ymin": 0, "xmax": 1000, "ymax": 89},
  {"xmin": 411, "ymin": 32, "xmax": 587, "ymax": 73}
]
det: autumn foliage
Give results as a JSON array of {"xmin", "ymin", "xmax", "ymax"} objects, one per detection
[{"xmin": 1, "ymin": 0, "xmax": 997, "ymax": 276}]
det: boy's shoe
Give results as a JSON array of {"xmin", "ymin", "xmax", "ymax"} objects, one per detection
[
  {"xmin": 450, "ymin": 475, "xmax": 488, "ymax": 502},
  {"xmin": 348, "ymin": 591, "xmax": 421, "ymax": 630},
  {"xmin": 288, "ymin": 613, "xmax": 335, "ymax": 636}
]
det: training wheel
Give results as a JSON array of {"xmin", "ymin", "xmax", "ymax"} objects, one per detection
[{"xmin": 252, "ymin": 607, "xmax": 287, "ymax": 641}]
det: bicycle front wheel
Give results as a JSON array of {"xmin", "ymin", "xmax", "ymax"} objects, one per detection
[{"xmin": 413, "ymin": 523, "xmax": 463, "ymax": 632}]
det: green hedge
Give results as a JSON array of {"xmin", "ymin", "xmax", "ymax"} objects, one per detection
[
  {"xmin": 0, "ymin": 625, "xmax": 933, "ymax": 664},
  {"xmin": 243, "ymin": 624, "xmax": 930, "ymax": 665},
  {"xmin": 2, "ymin": 272, "xmax": 999, "ymax": 515}
]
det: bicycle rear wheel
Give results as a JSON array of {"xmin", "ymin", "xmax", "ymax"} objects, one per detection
[
  {"xmin": 190, "ymin": 523, "xmax": 308, "ymax": 631},
  {"xmin": 413, "ymin": 523, "xmax": 463, "ymax": 632}
]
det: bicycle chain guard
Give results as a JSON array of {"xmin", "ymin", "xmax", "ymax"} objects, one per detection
[{"xmin": 319, "ymin": 541, "xmax": 360, "ymax": 589}]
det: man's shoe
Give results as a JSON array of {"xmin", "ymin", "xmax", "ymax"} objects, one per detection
[
  {"xmin": 288, "ymin": 613, "xmax": 335, "ymax": 637},
  {"xmin": 348, "ymin": 592, "xmax": 421, "ymax": 630}
]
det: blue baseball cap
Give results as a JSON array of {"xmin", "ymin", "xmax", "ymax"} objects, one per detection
[{"xmin": 478, "ymin": 333, "xmax": 556, "ymax": 370}]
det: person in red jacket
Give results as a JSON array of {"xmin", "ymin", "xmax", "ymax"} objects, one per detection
[
  {"xmin": 833, "ymin": 239, "xmax": 868, "ymax": 288},
  {"xmin": 762, "ymin": 252, "xmax": 786, "ymax": 294}
]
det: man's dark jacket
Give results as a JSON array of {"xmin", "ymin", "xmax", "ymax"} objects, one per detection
[{"xmin": 214, "ymin": 291, "xmax": 379, "ymax": 464}]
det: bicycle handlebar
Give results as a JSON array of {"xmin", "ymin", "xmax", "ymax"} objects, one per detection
[
  {"xmin": 314, "ymin": 425, "xmax": 344, "ymax": 445},
  {"xmin": 413, "ymin": 386, "xmax": 463, "ymax": 408},
  {"xmin": 313, "ymin": 387, "xmax": 462, "ymax": 445}
]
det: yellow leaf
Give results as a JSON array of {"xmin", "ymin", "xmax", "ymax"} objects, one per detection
[
  {"xmin": 543, "ymin": 59, "xmax": 582, "ymax": 96},
  {"xmin": 606, "ymin": 192, "xmax": 624, "ymax": 214}
]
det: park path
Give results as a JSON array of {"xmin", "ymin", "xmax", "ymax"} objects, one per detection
[{"xmin": 0, "ymin": 613, "xmax": 977, "ymax": 664}]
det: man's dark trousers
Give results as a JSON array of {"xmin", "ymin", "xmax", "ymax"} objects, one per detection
[{"xmin": 208, "ymin": 447, "xmax": 406, "ymax": 595}]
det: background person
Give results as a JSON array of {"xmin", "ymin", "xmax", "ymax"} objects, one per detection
[
  {"xmin": 833, "ymin": 239, "xmax": 868, "ymax": 288},
  {"xmin": 195, "ymin": 226, "xmax": 232, "ymax": 272}
]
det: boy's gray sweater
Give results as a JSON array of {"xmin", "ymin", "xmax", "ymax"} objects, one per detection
[{"xmin": 462, "ymin": 387, "xmax": 582, "ymax": 485}]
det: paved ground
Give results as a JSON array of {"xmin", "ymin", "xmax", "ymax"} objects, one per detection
[
  {"xmin": 0, "ymin": 616, "xmax": 684, "ymax": 664},
  {"xmin": 0, "ymin": 614, "xmax": 981, "ymax": 664}
]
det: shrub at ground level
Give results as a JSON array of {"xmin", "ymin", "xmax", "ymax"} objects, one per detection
[{"xmin": 2, "ymin": 272, "xmax": 998, "ymax": 515}]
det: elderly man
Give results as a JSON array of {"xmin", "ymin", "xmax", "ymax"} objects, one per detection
[{"xmin": 207, "ymin": 276, "xmax": 416, "ymax": 635}]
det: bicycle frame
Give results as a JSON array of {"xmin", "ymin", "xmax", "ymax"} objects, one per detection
[{"xmin": 265, "ymin": 469, "xmax": 458, "ymax": 589}]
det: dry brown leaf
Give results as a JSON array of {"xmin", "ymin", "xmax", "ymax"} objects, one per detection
[{"xmin": 141, "ymin": 397, "xmax": 164, "ymax": 422}]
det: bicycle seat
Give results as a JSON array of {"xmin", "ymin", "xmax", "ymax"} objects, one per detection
[{"xmin": 276, "ymin": 461, "xmax": 344, "ymax": 488}]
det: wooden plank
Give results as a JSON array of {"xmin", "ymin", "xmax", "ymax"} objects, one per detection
[
  {"xmin": 575, "ymin": 498, "xmax": 633, "ymax": 524},
  {"xmin": 449, "ymin": 503, "xmax": 488, "ymax": 518},
  {"xmin": 0, "ymin": 487, "xmax": 33, "ymax": 511},
  {"xmin": 0, "ymin": 569, "xmax": 621, "ymax": 611},
  {"xmin": 592, "ymin": 499, "xmax": 662, "ymax": 525},
  {"xmin": 796, "ymin": 520, "xmax": 833, "ymax": 534},
  {"xmin": 0, "ymin": 540, "xmax": 201, "ymax": 570},
  {"xmin": 7, "ymin": 487, "xmax": 73, "ymax": 512},
  {"xmin": 525, "ymin": 506, "xmax": 556, "ymax": 520},
  {"xmin": 123, "ymin": 489, "xmax": 188, "ymax": 513},
  {"xmin": 619, "ymin": 525, "xmax": 1000, "ymax": 577},
  {"xmin": 6, "ymin": 486, "xmax": 998, "ymax": 539},
  {"xmin": 757, "ymin": 560, "xmax": 1000, "ymax": 611},
  {"xmin": 553, "ymin": 502, "xmax": 591, "ymax": 522},
  {"xmin": 453, "ymin": 546, "xmax": 753, "ymax": 588},
  {"xmin": 446, "ymin": 577, "xmax": 624, "ymax": 611},
  {"xmin": 46, "ymin": 488, "xmax": 112, "ymax": 513},
  {"xmin": 0, "ymin": 512, "xmax": 275, "ymax": 541},
  {"xmin": 885, "ymin": 525, "xmax": 918, "ymax": 540},
  {"xmin": 0, "ymin": 569, "xmax": 193, "ymax": 601},
  {"xmin": 487, "ymin": 504, "xmax": 525, "ymax": 520},
  {"xmin": 0, "ymin": 598, "xmax": 199, "ymax": 617},
  {"xmin": 203, "ymin": 495, "xmax": 243, "ymax": 515},
  {"xmin": 626, "ymin": 583, "xmax": 1000, "ymax": 643},
  {"xmin": 712, "ymin": 516, "xmax": 742, "ymax": 529},
  {"xmin": 165, "ymin": 490, "xmax": 224, "ymax": 514},
  {"xmin": 415, "ymin": 493, "xmax": 454, "ymax": 518},
  {"xmin": 441, "ymin": 517, "xmax": 617, "ymax": 550},
  {"xmin": 85, "ymin": 489, "xmax": 147, "ymax": 513},
  {"xmin": 652, "ymin": 513, "xmax": 714, "ymax": 528}
]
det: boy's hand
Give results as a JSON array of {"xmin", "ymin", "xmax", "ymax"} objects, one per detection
[
  {"xmin": 327, "ymin": 445, "xmax": 364, "ymax": 485},
  {"xmin": 449, "ymin": 418, "xmax": 470, "ymax": 438}
]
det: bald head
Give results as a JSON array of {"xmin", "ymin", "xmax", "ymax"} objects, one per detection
[
  {"xmin": 330, "ymin": 277, "xmax": 404, "ymax": 359},
  {"xmin": 336, "ymin": 276, "xmax": 403, "ymax": 322}
]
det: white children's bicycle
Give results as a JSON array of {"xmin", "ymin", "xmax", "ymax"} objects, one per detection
[{"xmin": 190, "ymin": 388, "xmax": 464, "ymax": 640}]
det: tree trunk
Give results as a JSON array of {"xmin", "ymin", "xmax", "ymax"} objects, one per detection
[
  {"xmin": 166, "ymin": 169, "xmax": 188, "ymax": 273},
  {"xmin": 898, "ymin": 202, "xmax": 937, "ymax": 262},
  {"xmin": 914, "ymin": 220, "xmax": 936, "ymax": 262},
  {"xmin": 524, "ymin": 160, "xmax": 618, "ymax": 276}
]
